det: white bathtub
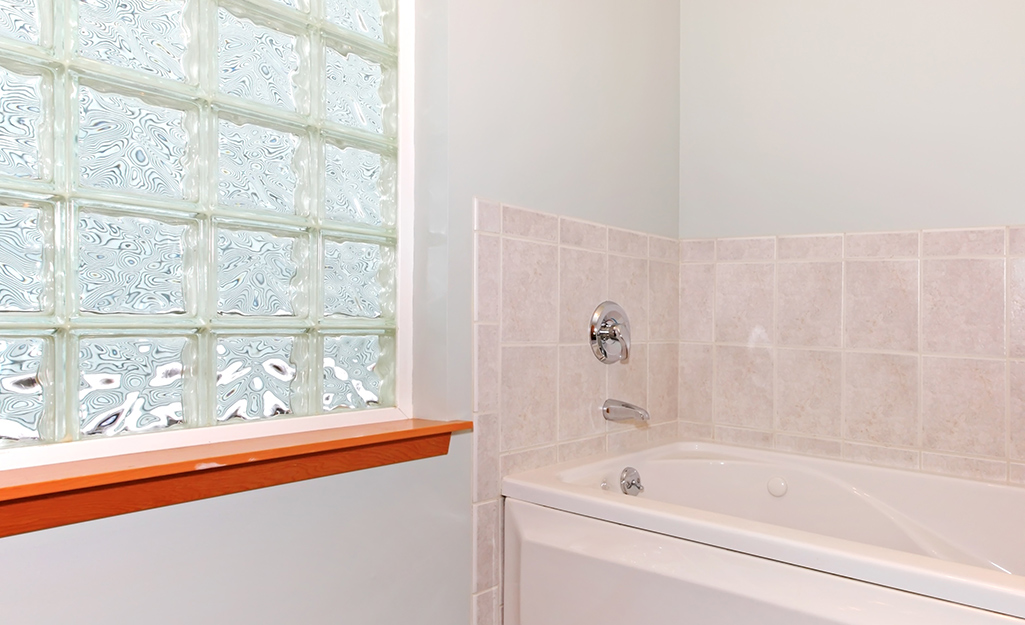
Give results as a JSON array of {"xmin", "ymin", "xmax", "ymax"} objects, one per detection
[{"xmin": 503, "ymin": 442, "xmax": 1025, "ymax": 624}]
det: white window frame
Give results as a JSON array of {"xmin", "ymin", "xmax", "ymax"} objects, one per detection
[{"xmin": 0, "ymin": 0, "xmax": 416, "ymax": 473}]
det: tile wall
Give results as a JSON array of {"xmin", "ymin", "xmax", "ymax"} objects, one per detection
[{"xmin": 471, "ymin": 199, "xmax": 1025, "ymax": 625}]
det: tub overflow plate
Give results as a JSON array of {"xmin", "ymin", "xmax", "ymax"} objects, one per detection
[{"xmin": 767, "ymin": 476, "xmax": 788, "ymax": 498}]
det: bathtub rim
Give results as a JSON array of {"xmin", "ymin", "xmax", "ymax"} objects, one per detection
[{"xmin": 502, "ymin": 440, "xmax": 1025, "ymax": 620}]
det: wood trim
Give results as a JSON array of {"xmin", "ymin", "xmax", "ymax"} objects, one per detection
[{"xmin": 0, "ymin": 419, "xmax": 472, "ymax": 539}]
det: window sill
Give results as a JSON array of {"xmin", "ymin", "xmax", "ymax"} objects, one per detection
[{"xmin": 0, "ymin": 418, "xmax": 473, "ymax": 538}]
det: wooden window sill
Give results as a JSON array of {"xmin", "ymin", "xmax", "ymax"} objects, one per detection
[{"xmin": 0, "ymin": 418, "xmax": 473, "ymax": 539}]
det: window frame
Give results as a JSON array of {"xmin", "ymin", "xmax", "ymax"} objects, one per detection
[{"xmin": 0, "ymin": 0, "xmax": 418, "ymax": 475}]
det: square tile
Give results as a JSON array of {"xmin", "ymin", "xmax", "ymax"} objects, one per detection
[
  {"xmin": 648, "ymin": 261, "xmax": 679, "ymax": 341},
  {"xmin": 777, "ymin": 262, "xmax": 841, "ymax": 348},
  {"xmin": 559, "ymin": 218, "xmax": 605, "ymax": 250},
  {"xmin": 922, "ymin": 357, "xmax": 1005, "ymax": 457},
  {"xmin": 503, "ymin": 205, "xmax": 557, "ymax": 242},
  {"xmin": 776, "ymin": 349, "xmax": 841, "ymax": 437},
  {"xmin": 715, "ymin": 263, "xmax": 773, "ymax": 344},
  {"xmin": 502, "ymin": 239, "xmax": 558, "ymax": 343},
  {"xmin": 844, "ymin": 352, "xmax": 918, "ymax": 447},
  {"xmin": 844, "ymin": 260, "xmax": 918, "ymax": 351},
  {"xmin": 716, "ymin": 237, "xmax": 774, "ymax": 261},
  {"xmin": 679, "ymin": 263, "xmax": 714, "ymax": 342},
  {"xmin": 714, "ymin": 345, "xmax": 773, "ymax": 429},
  {"xmin": 559, "ymin": 248, "xmax": 606, "ymax": 343},
  {"xmin": 922, "ymin": 259, "xmax": 1005, "ymax": 356},
  {"xmin": 557, "ymin": 345, "xmax": 606, "ymax": 440},
  {"xmin": 844, "ymin": 232, "xmax": 918, "ymax": 258},
  {"xmin": 216, "ymin": 335, "xmax": 297, "ymax": 421},
  {"xmin": 679, "ymin": 343, "xmax": 712, "ymax": 422},
  {"xmin": 608, "ymin": 256, "xmax": 648, "ymax": 342},
  {"xmin": 500, "ymin": 345, "xmax": 557, "ymax": 451}
]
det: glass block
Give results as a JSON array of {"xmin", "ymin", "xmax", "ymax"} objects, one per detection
[
  {"xmin": 218, "ymin": 119, "xmax": 297, "ymax": 214},
  {"xmin": 325, "ymin": 144, "xmax": 394, "ymax": 227},
  {"xmin": 0, "ymin": 337, "xmax": 45, "ymax": 442},
  {"xmin": 216, "ymin": 335, "xmax": 296, "ymax": 421},
  {"xmin": 326, "ymin": 48, "xmax": 383, "ymax": 134},
  {"xmin": 324, "ymin": 240, "xmax": 390, "ymax": 318},
  {"xmin": 79, "ymin": 336, "xmax": 185, "ymax": 436},
  {"xmin": 218, "ymin": 9, "xmax": 298, "ymax": 111},
  {"xmin": 78, "ymin": 0, "xmax": 187, "ymax": 81},
  {"xmin": 217, "ymin": 227, "xmax": 298, "ymax": 316},
  {"xmin": 323, "ymin": 334, "xmax": 381, "ymax": 411},
  {"xmin": 0, "ymin": 65, "xmax": 43, "ymax": 179},
  {"xmin": 326, "ymin": 0, "xmax": 383, "ymax": 43},
  {"xmin": 0, "ymin": 0, "xmax": 39, "ymax": 43},
  {"xmin": 78, "ymin": 86, "xmax": 189, "ymax": 199},
  {"xmin": 0, "ymin": 206, "xmax": 44, "ymax": 312},
  {"xmin": 78, "ymin": 212, "xmax": 186, "ymax": 314}
]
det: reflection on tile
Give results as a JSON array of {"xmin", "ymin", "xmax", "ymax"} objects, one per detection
[{"xmin": 715, "ymin": 263, "xmax": 773, "ymax": 344}]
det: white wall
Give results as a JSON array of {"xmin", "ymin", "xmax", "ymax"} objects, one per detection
[
  {"xmin": 413, "ymin": 0, "xmax": 682, "ymax": 422},
  {"xmin": 680, "ymin": 0, "xmax": 1025, "ymax": 238},
  {"xmin": 0, "ymin": 434, "xmax": 471, "ymax": 625}
]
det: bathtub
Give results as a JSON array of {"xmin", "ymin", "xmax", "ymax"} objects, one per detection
[{"xmin": 502, "ymin": 442, "xmax": 1025, "ymax": 624}]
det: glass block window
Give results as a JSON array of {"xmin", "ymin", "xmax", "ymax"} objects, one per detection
[{"xmin": 0, "ymin": 0, "xmax": 397, "ymax": 447}]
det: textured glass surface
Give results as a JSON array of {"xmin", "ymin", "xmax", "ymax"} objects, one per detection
[
  {"xmin": 78, "ymin": 0, "xmax": 187, "ymax": 81},
  {"xmin": 0, "ymin": 206, "xmax": 44, "ymax": 312},
  {"xmin": 217, "ymin": 228, "xmax": 297, "ymax": 316},
  {"xmin": 78, "ymin": 86, "xmax": 188, "ymax": 199},
  {"xmin": 324, "ymin": 144, "xmax": 384, "ymax": 227},
  {"xmin": 325, "ymin": 48, "xmax": 382, "ymax": 134},
  {"xmin": 218, "ymin": 9, "xmax": 298, "ymax": 110},
  {"xmin": 324, "ymin": 240, "xmax": 382, "ymax": 318},
  {"xmin": 326, "ymin": 0, "xmax": 383, "ymax": 42},
  {"xmin": 0, "ymin": 66, "xmax": 42, "ymax": 179},
  {"xmin": 323, "ymin": 335, "xmax": 380, "ymax": 410},
  {"xmin": 218, "ymin": 120, "xmax": 297, "ymax": 214},
  {"xmin": 216, "ymin": 335, "xmax": 295, "ymax": 421},
  {"xmin": 0, "ymin": 0, "xmax": 38, "ymax": 43},
  {"xmin": 79, "ymin": 336, "xmax": 185, "ymax": 436},
  {"xmin": 78, "ymin": 212, "xmax": 186, "ymax": 314},
  {"xmin": 0, "ymin": 337, "xmax": 44, "ymax": 441}
]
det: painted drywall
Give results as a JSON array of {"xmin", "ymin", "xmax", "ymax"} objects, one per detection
[
  {"xmin": 0, "ymin": 433, "xmax": 472, "ymax": 625},
  {"xmin": 413, "ymin": 0, "xmax": 682, "ymax": 423},
  {"xmin": 680, "ymin": 0, "xmax": 1025, "ymax": 238}
]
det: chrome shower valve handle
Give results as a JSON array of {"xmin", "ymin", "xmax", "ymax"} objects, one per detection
[{"xmin": 590, "ymin": 301, "xmax": 631, "ymax": 364}]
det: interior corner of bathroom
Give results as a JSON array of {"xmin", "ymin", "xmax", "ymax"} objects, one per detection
[{"xmin": 1, "ymin": 0, "xmax": 1025, "ymax": 623}]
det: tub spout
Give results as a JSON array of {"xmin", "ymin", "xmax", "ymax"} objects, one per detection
[{"xmin": 601, "ymin": 399, "xmax": 649, "ymax": 423}]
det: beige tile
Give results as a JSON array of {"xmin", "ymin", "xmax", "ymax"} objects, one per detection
[
  {"xmin": 608, "ymin": 426, "xmax": 650, "ymax": 452},
  {"xmin": 844, "ymin": 232, "xmax": 919, "ymax": 258},
  {"xmin": 842, "ymin": 443, "xmax": 919, "ymax": 470},
  {"xmin": 777, "ymin": 262, "xmax": 842, "ymax": 348},
  {"xmin": 501, "ymin": 238, "xmax": 558, "ymax": 343},
  {"xmin": 774, "ymin": 434, "xmax": 842, "ymax": 458},
  {"xmin": 776, "ymin": 349, "xmax": 841, "ymax": 437},
  {"xmin": 502, "ymin": 205, "xmax": 558, "ymax": 242},
  {"xmin": 648, "ymin": 422, "xmax": 678, "ymax": 445},
  {"xmin": 715, "ymin": 425, "xmax": 773, "ymax": 449},
  {"xmin": 679, "ymin": 344, "xmax": 713, "ymax": 422},
  {"xmin": 608, "ymin": 228, "xmax": 648, "ymax": 257},
  {"xmin": 680, "ymin": 239, "xmax": 715, "ymax": 262},
  {"xmin": 558, "ymin": 437, "xmax": 606, "ymax": 462},
  {"xmin": 648, "ymin": 343, "xmax": 678, "ymax": 424},
  {"xmin": 1010, "ymin": 227, "xmax": 1025, "ymax": 256},
  {"xmin": 500, "ymin": 346, "xmax": 558, "ymax": 451},
  {"xmin": 922, "ymin": 357, "xmax": 1006, "ymax": 457},
  {"xmin": 678, "ymin": 421, "xmax": 714, "ymax": 440},
  {"xmin": 474, "ymin": 234, "xmax": 501, "ymax": 323},
  {"xmin": 1010, "ymin": 259, "xmax": 1025, "ymax": 358},
  {"xmin": 679, "ymin": 263, "xmax": 714, "ymax": 342},
  {"xmin": 844, "ymin": 260, "xmax": 918, "ymax": 351},
  {"xmin": 474, "ymin": 324, "xmax": 500, "ymax": 414},
  {"xmin": 559, "ymin": 248, "xmax": 606, "ymax": 343},
  {"xmin": 922, "ymin": 228, "xmax": 1004, "ymax": 257},
  {"xmin": 608, "ymin": 256, "xmax": 648, "ymax": 342},
  {"xmin": 558, "ymin": 345, "xmax": 607, "ymax": 440},
  {"xmin": 559, "ymin": 218, "xmax": 607, "ymax": 251},
  {"xmin": 1011, "ymin": 463, "xmax": 1025, "ymax": 485},
  {"xmin": 777, "ymin": 235, "xmax": 842, "ymax": 260},
  {"xmin": 473, "ymin": 501, "xmax": 500, "ymax": 592},
  {"xmin": 609, "ymin": 343, "xmax": 647, "ymax": 410},
  {"xmin": 474, "ymin": 589, "xmax": 498, "ymax": 625},
  {"xmin": 844, "ymin": 352, "xmax": 918, "ymax": 447},
  {"xmin": 474, "ymin": 198, "xmax": 501, "ymax": 233},
  {"xmin": 1010, "ymin": 361, "xmax": 1025, "ymax": 460},
  {"xmin": 649, "ymin": 236, "xmax": 680, "ymax": 262},
  {"xmin": 500, "ymin": 446, "xmax": 558, "ymax": 479},
  {"xmin": 921, "ymin": 453, "xmax": 1008, "ymax": 483},
  {"xmin": 473, "ymin": 413, "xmax": 500, "ymax": 503},
  {"xmin": 714, "ymin": 345, "xmax": 774, "ymax": 429},
  {"xmin": 716, "ymin": 237, "xmax": 775, "ymax": 261},
  {"xmin": 715, "ymin": 263, "xmax": 774, "ymax": 344},
  {"xmin": 922, "ymin": 259, "xmax": 1005, "ymax": 356},
  {"xmin": 649, "ymin": 261, "xmax": 679, "ymax": 341}
]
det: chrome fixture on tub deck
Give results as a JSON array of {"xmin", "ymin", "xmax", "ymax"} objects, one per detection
[{"xmin": 589, "ymin": 301, "xmax": 630, "ymax": 364}]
